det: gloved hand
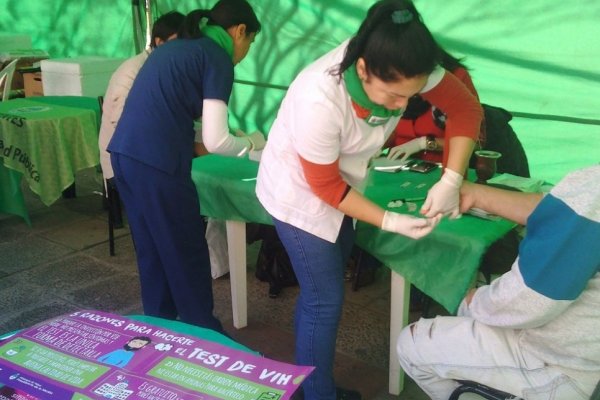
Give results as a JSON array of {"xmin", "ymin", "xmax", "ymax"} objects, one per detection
[
  {"xmin": 249, "ymin": 149, "xmax": 262, "ymax": 162},
  {"xmin": 421, "ymin": 168, "xmax": 463, "ymax": 218},
  {"xmin": 246, "ymin": 131, "xmax": 266, "ymax": 151},
  {"xmin": 381, "ymin": 211, "xmax": 441, "ymax": 239},
  {"xmin": 387, "ymin": 137, "xmax": 427, "ymax": 162}
]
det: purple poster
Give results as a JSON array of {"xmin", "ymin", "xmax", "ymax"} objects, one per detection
[{"xmin": 0, "ymin": 310, "xmax": 313, "ymax": 400}]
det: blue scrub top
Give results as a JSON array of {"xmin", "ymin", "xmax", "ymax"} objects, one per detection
[{"xmin": 108, "ymin": 37, "xmax": 234, "ymax": 175}]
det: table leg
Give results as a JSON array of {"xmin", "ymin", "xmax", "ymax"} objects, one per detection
[
  {"xmin": 225, "ymin": 220, "xmax": 248, "ymax": 329},
  {"xmin": 389, "ymin": 271, "xmax": 410, "ymax": 395}
]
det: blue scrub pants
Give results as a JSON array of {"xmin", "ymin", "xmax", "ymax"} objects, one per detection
[
  {"xmin": 273, "ymin": 216, "xmax": 355, "ymax": 400},
  {"xmin": 111, "ymin": 153, "xmax": 223, "ymax": 333}
]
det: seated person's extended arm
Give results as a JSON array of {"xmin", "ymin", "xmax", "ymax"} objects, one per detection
[
  {"xmin": 460, "ymin": 167, "xmax": 600, "ymax": 328},
  {"xmin": 459, "ymin": 181, "xmax": 543, "ymax": 226},
  {"xmin": 461, "ymin": 183, "xmax": 543, "ymax": 306}
]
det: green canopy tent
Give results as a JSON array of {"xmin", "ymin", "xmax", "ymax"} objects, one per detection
[{"xmin": 2, "ymin": 0, "xmax": 599, "ymax": 184}]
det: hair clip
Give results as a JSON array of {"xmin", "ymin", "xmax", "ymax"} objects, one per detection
[
  {"xmin": 197, "ymin": 17, "xmax": 208, "ymax": 30},
  {"xmin": 391, "ymin": 9, "xmax": 413, "ymax": 24}
]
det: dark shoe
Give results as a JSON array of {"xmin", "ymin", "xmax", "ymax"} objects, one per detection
[
  {"xmin": 268, "ymin": 283, "xmax": 282, "ymax": 298},
  {"xmin": 336, "ymin": 387, "xmax": 362, "ymax": 400}
]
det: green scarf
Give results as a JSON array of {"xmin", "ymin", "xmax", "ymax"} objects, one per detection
[
  {"xmin": 201, "ymin": 25, "xmax": 234, "ymax": 60},
  {"xmin": 343, "ymin": 63, "xmax": 402, "ymax": 126}
]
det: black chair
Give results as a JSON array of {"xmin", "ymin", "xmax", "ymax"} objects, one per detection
[
  {"xmin": 471, "ymin": 104, "xmax": 530, "ymax": 178},
  {"xmin": 98, "ymin": 96, "xmax": 123, "ymax": 256},
  {"xmin": 451, "ymin": 378, "xmax": 600, "ymax": 400},
  {"xmin": 449, "ymin": 380, "xmax": 521, "ymax": 400}
]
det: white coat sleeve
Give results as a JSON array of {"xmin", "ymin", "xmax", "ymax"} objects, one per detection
[{"xmin": 201, "ymin": 99, "xmax": 251, "ymax": 156}]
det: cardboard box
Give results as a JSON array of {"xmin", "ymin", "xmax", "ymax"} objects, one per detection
[
  {"xmin": 1, "ymin": 49, "xmax": 50, "ymax": 90},
  {"xmin": 41, "ymin": 56, "xmax": 124, "ymax": 97},
  {"xmin": 23, "ymin": 71, "xmax": 44, "ymax": 97}
]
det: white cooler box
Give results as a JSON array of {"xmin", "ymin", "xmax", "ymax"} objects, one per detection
[{"xmin": 41, "ymin": 56, "xmax": 124, "ymax": 97}]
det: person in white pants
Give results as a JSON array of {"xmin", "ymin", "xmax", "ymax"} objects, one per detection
[{"xmin": 397, "ymin": 165, "xmax": 600, "ymax": 399}]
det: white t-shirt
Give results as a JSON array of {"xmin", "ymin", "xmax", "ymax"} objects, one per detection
[{"xmin": 256, "ymin": 41, "xmax": 401, "ymax": 242}]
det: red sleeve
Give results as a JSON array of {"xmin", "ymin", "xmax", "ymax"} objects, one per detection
[
  {"xmin": 453, "ymin": 67, "xmax": 478, "ymax": 99},
  {"xmin": 298, "ymin": 155, "xmax": 350, "ymax": 208},
  {"xmin": 453, "ymin": 67, "xmax": 486, "ymax": 147},
  {"xmin": 421, "ymin": 71, "xmax": 483, "ymax": 143}
]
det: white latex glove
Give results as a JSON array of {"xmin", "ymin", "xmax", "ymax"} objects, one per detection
[
  {"xmin": 381, "ymin": 211, "xmax": 441, "ymax": 239},
  {"xmin": 246, "ymin": 131, "xmax": 266, "ymax": 151},
  {"xmin": 421, "ymin": 168, "xmax": 463, "ymax": 218},
  {"xmin": 249, "ymin": 149, "xmax": 262, "ymax": 162},
  {"xmin": 387, "ymin": 136, "xmax": 427, "ymax": 161}
]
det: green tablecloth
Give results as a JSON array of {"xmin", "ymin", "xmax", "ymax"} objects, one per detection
[
  {"xmin": 354, "ymin": 167, "xmax": 515, "ymax": 313},
  {"xmin": 191, "ymin": 155, "xmax": 515, "ymax": 313},
  {"xmin": 192, "ymin": 155, "xmax": 272, "ymax": 225},
  {"xmin": 0, "ymin": 96, "xmax": 100, "ymax": 206},
  {"xmin": 29, "ymin": 95, "xmax": 101, "ymax": 128}
]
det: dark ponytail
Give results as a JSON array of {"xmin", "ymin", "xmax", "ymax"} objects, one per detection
[
  {"xmin": 178, "ymin": 9, "xmax": 211, "ymax": 39},
  {"xmin": 178, "ymin": 0, "xmax": 261, "ymax": 40},
  {"xmin": 439, "ymin": 48, "xmax": 467, "ymax": 72},
  {"xmin": 334, "ymin": 0, "xmax": 440, "ymax": 81}
]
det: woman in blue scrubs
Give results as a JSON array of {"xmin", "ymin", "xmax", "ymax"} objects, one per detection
[{"xmin": 108, "ymin": 0, "xmax": 263, "ymax": 333}]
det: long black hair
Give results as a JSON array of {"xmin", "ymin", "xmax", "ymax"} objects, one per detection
[
  {"xmin": 402, "ymin": 48, "xmax": 469, "ymax": 120},
  {"xmin": 178, "ymin": 0, "xmax": 261, "ymax": 39},
  {"xmin": 334, "ymin": 0, "xmax": 440, "ymax": 81}
]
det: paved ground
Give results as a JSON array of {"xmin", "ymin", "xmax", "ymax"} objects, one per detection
[{"xmin": 0, "ymin": 166, "xmax": 438, "ymax": 399}]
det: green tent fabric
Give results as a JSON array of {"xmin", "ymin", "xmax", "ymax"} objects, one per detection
[{"xmin": 2, "ymin": 0, "xmax": 598, "ymax": 184}]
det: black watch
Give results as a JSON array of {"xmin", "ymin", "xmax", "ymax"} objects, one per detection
[{"xmin": 425, "ymin": 135, "xmax": 437, "ymax": 151}]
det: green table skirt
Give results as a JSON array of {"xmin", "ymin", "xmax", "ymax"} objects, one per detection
[
  {"xmin": 191, "ymin": 155, "xmax": 515, "ymax": 313},
  {"xmin": 0, "ymin": 96, "xmax": 100, "ymax": 206}
]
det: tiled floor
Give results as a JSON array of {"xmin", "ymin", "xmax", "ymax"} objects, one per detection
[{"xmin": 0, "ymin": 167, "xmax": 436, "ymax": 399}]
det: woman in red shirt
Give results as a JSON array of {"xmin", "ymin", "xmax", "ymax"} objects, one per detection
[{"xmin": 387, "ymin": 49, "xmax": 485, "ymax": 170}]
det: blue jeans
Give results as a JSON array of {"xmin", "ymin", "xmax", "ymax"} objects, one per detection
[{"xmin": 273, "ymin": 216, "xmax": 356, "ymax": 400}]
